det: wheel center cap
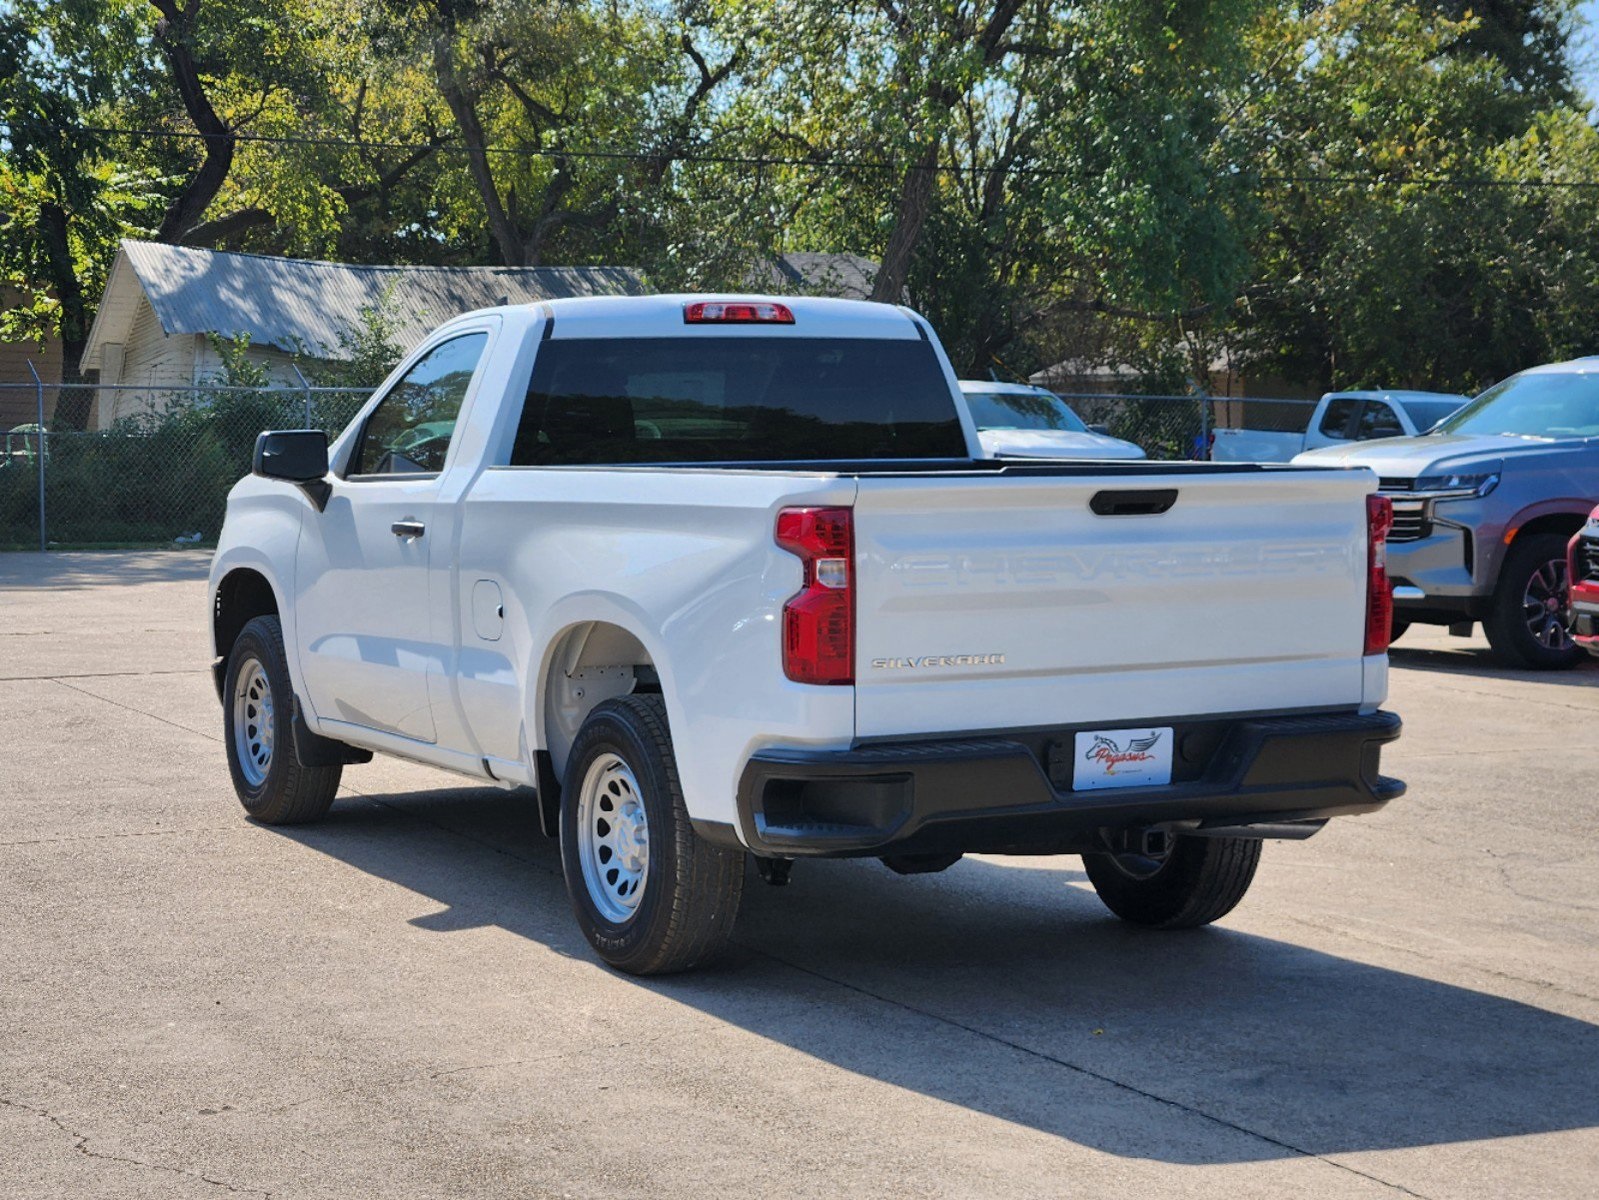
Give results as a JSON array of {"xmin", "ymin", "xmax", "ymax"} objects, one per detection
[{"xmin": 614, "ymin": 804, "xmax": 647, "ymax": 870}]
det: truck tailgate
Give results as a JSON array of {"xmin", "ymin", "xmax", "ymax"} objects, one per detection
[{"xmin": 851, "ymin": 468, "xmax": 1373, "ymax": 738}]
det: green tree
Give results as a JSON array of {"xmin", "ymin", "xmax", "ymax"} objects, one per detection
[
  {"xmin": 1223, "ymin": 0, "xmax": 1599, "ymax": 392},
  {"xmin": 0, "ymin": 0, "xmax": 148, "ymax": 380}
]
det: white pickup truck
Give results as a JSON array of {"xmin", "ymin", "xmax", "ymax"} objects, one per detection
[
  {"xmin": 1211, "ymin": 390, "xmax": 1468, "ymax": 463},
  {"xmin": 209, "ymin": 295, "xmax": 1404, "ymax": 974}
]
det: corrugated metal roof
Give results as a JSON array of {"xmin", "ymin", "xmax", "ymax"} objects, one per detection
[
  {"xmin": 760, "ymin": 252, "xmax": 879, "ymax": 300},
  {"xmin": 116, "ymin": 241, "xmax": 650, "ymax": 357}
]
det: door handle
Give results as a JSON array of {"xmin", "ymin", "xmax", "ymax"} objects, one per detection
[{"xmin": 391, "ymin": 519, "xmax": 426, "ymax": 540}]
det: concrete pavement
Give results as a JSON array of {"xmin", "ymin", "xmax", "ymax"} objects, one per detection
[{"xmin": 2, "ymin": 551, "xmax": 1596, "ymax": 1198}]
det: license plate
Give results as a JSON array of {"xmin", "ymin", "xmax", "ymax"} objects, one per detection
[{"xmin": 1073, "ymin": 727, "xmax": 1174, "ymax": 791}]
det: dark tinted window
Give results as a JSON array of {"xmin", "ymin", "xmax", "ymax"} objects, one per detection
[
  {"xmin": 1356, "ymin": 401, "xmax": 1403, "ymax": 439},
  {"xmin": 510, "ymin": 336, "xmax": 967, "ymax": 465},
  {"xmin": 1395, "ymin": 397, "xmax": 1464, "ymax": 430},
  {"xmin": 1318, "ymin": 399, "xmax": 1360, "ymax": 438},
  {"xmin": 352, "ymin": 333, "xmax": 488, "ymax": 475}
]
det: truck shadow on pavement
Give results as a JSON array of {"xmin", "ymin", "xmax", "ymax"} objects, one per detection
[
  {"xmin": 276, "ymin": 786, "xmax": 1599, "ymax": 1166},
  {"xmin": 0, "ymin": 549, "xmax": 213, "ymax": 589}
]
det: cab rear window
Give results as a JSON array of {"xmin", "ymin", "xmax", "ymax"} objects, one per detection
[{"xmin": 510, "ymin": 336, "xmax": 967, "ymax": 464}]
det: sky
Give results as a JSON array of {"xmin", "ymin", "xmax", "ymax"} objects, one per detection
[{"xmin": 1580, "ymin": 2, "xmax": 1599, "ymax": 99}]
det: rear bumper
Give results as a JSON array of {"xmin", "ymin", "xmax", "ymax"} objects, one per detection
[{"xmin": 736, "ymin": 710, "xmax": 1403, "ymax": 857}]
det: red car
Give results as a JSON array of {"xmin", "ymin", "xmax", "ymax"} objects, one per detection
[{"xmin": 1569, "ymin": 505, "xmax": 1599, "ymax": 656}]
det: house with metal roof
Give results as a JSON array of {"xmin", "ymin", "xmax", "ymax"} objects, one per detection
[
  {"xmin": 78, "ymin": 241, "xmax": 650, "ymax": 428},
  {"xmin": 77, "ymin": 241, "xmax": 884, "ymax": 428}
]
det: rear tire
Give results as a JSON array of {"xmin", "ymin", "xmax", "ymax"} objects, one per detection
[
  {"xmin": 1389, "ymin": 617, "xmax": 1410, "ymax": 644},
  {"xmin": 1083, "ymin": 834, "xmax": 1261, "ymax": 929},
  {"xmin": 1483, "ymin": 533, "xmax": 1583, "ymax": 670},
  {"xmin": 559, "ymin": 695, "xmax": 744, "ymax": 975},
  {"xmin": 223, "ymin": 615, "xmax": 341, "ymax": 825}
]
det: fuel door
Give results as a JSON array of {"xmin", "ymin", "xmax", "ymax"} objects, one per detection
[{"xmin": 471, "ymin": 579, "xmax": 504, "ymax": 642}]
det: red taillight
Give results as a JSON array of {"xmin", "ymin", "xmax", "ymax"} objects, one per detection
[
  {"xmin": 775, "ymin": 506, "xmax": 853, "ymax": 685},
  {"xmin": 1366, "ymin": 493, "xmax": 1394, "ymax": 655},
  {"xmin": 683, "ymin": 300, "xmax": 795, "ymax": 325}
]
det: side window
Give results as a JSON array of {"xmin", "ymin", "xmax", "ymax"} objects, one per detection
[
  {"xmin": 1317, "ymin": 399, "xmax": 1360, "ymax": 439},
  {"xmin": 1357, "ymin": 401, "xmax": 1404, "ymax": 440},
  {"xmin": 350, "ymin": 332, "xmax": 489, "ymax": 476}
]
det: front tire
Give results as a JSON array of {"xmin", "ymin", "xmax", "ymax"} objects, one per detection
[
  {"xmin": 559, "ymin": 695, "xmax": 744, "ymax": 975},
  {"xmin": 1083, "ymin": 834, "xmax": 1261, "ymax": 929},
  {"xmin": 1483, "ymin": 533, "xmax": 1583, "ymax": 670},
  {"xmin": 223, "ymin": 615, "xmax": 341, "ymax": 824}
]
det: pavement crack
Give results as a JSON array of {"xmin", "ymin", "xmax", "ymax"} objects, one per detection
[
  {"xmin": 0, "ymin": 827, "xmax": 237, "ymax": 849},
  {"xmin": 0, "ymin": 1095, "xmax": 272, "ymax": 1197},
  {"xmin": 49, "ymin": 677, "xmax": 220, "ymax": 742},
  {"xmin": 1405, "ymin": 677, "xmax": 1599, "ymax": 715},
  {"xmin": 744, "ymin": 949, "xmax": 1432, "ymax": 1198},
  {"xmin": 1, "ymin": 667, "xmax": 208, "ymax": 681},
  {"xmin": 1279, "ymin": 913, "xmax": 1599, "ymax": 1007}
]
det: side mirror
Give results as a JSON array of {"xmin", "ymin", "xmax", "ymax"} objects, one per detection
[
  {"xmin": 1087, "ymin": 423, "xmax": 1111, "ymax": 436},
  {"xmin": 254, "ymin": 430, "xmax": 328, "ymax": 482},
  {"xmin": 253, "ymin": 430, "xmax": 331, "ymax": 510}
]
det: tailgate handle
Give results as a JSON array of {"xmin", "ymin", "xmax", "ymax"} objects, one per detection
[{"xmin": 1089, "ymin": 488, "xmax": 1178, "ymax": 517}]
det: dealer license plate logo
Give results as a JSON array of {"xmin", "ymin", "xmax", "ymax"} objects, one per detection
[{"xmin": 1073, "ymin": 727, "xmax": 1174, "ymax": 791}]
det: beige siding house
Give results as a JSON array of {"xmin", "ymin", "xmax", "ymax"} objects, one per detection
[
  {"xmin": 79, "ymin": 241, "xmax": 649, "ymax": 429},
  {"xmin": 0, "ymin": 288, "xmax": 65, "ymax": 427}
]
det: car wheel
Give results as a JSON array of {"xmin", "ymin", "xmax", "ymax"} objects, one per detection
[
  {"xmin": 1082, "ymin": 833, "xmax": 1260, "ymax": 929},
  {"xmin": 223, "ymin": 615, "xmax": 341, "ymax": 824},
  {"xmin": 559, "ymin": 694, "xmax": 744, "ymax": 975},
  {"xmin": 1390, "ymin": 616, "xmax": 1410, "ymax": 644},
  {"xmin": 1483, "ymin": 533, "xmax": 1584, "ymax": 670}
]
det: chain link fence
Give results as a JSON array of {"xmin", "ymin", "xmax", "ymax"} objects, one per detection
[
  {"xmin": 0, "ymin": 381, "xmax": 1316, "ymax": 551},
  {"xmin": 0, "ymin": 383, "xmax": 369, "ymax": 550},
  {"xmin": 1061, "ymin": 393, "xmax": 1314, "ymax": 462}
]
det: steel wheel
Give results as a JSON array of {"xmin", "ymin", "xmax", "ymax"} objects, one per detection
[
  {"xmin": 1522, "ymin": 556, "xmax": 1573, "ymax": 651},
  {"xmin": 232, "ymin": 656, "xmax": 274, "ymax": 787},
  {"xmin": 576, "ymin": 751, "xmax": 650, "ymax": 924}
]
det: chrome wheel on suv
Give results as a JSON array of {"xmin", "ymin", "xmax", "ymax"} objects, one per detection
[
  {"xmin": 1522, "ymin": 556, "xmax": 1573, "ymax": 652},
  {"xmin": 1485, "ymin": 532, "xmax": 1584, "ymax": 670}
]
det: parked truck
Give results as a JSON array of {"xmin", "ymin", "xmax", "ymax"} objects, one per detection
[
  {"xmin": 1211, "ymin": 390, "xmax": 1467, "ymax": 463},
  {"xmin": 209, "ymin": 295, "xmax": 1404, "ymax": 974}
]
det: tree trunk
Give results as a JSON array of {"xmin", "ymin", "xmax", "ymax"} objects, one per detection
[
  {"xmin": 151, "ymin": 2, "xmax": 236, "ymax": 244},
  {"xmin": 871, "ymin": 141, "xmax": 940, "ymax": 303},
  {"xmin": 433, "ymin": 35, "xmax": 525, "ymax": 266},
  {"xmin": 38, "ymin": 202, "xmax": 87, "ymax": 385}
]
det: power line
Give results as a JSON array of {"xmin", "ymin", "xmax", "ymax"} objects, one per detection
[{"xmin": 58, "ymin": 122, "xmax": 1599, "ymax": 190}]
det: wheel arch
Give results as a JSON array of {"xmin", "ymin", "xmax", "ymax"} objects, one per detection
[
  {"xmin": 212, "ymin": 567, "xmax": 282, "ymax": 702},
  {"xmin": 1505, "ymin": 504, "xmax": 1591, "ymax": 549},
  {"xmin": 537, "ymin": 618, "xmax": 661, "ymax": 774}
]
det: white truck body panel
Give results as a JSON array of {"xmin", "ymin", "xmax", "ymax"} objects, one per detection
[
  {"xmin": 1210, "ymin": 427, "xmax": 1309, "ymax": 463},
  {"xmin": 851, "ymin": 471, "xmax": 1376, "ymax": 738},
  {"xmin": 449, "ymin": 465, "xmax": 859, "ymax": 827}
]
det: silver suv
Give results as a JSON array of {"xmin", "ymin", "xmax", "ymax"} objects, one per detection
[{"xmin": 1296, "ymin": 358, "xmax": 1599, "ymax": 669}]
